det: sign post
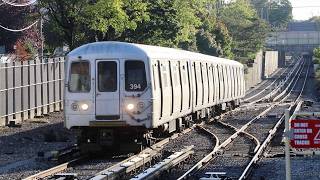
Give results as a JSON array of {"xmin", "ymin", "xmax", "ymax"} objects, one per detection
[
  {"xmin": 287, "ymin": 111, "xmax": 320, "ymax": 180},
  {"xmin": 285, "ymin": 109, "xmax": 291, "ymax": 180}
]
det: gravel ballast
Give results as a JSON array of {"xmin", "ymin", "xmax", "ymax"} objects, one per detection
[{"xmin": 0, "ymin": 112, "xmax": 77, "ymax": 179}]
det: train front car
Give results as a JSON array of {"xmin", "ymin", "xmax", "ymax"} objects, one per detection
[{"xmin": 64, "ymin": 42, "xmax": 153, "ymax": 152}]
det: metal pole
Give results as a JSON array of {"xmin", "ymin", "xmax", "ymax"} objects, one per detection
[{"xmin": 285, "ymin": 109, "xmax": 291, "ymax": 180}]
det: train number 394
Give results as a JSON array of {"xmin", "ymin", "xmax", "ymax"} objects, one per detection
[{"xmin": 129, "ymin": 84, "xmax": 142, "ymax": 90}]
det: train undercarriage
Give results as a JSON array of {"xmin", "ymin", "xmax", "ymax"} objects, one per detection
[{"xmin": 76, "ymin": 100, "xmax": 240, "ymax": 154}]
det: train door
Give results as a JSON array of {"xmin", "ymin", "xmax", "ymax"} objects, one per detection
[{"xmin": 95, "ymin": 60, "xmax": 120, "ymax": 119}]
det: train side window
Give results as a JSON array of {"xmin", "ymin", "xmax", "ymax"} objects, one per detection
[
  {"xmin": 162, "ymin": 64, "xmax": 168, "ymax": 87},
  {"xmin": 234, "ymin": 67, "xmax": 237, "ymax": 96},
  {"xmin": 173, "ymin": 63, "xmax": 179, "ymax": 87},
  {"xmin": 152, "ymin": 64, "xmax": 157, "ymax": 90},
  {"xmin": 217, "ymin": 65, "xmax": 221, "ymax": 100},
  {"xmin": 225, "ymin": 66, "xmax": 229, "ymax": 98},
  {"xmin": 200, "ymin": 63, "xmax": 204, "ymax": 104},
  {"xmin": 194, "ymin": 62, "xmax": 198, "ymax": 106},
  {"xmin": 221, "ymin": 65, "xmax": 225, "ymax": 99},
  {"xmin": 207, "ymin": 65, "xmax": 211, "ymax": 102},
  {"xmin": 69, "ymin": 61, "xmax": 90, "ymax": 92},
  {"xmin": 125, "ymin": 60, "xmax": 147, "ymax": 91},
  {"xmin": 212, "ymin": 65, "xmax": 215, "ymax": 101},
  {"xmin": 187, "ymin": 61, "xmax": 192, "ymax": 109},
  {"xmin": 158, "ymin": 61, "xmax": 163, "ymax": 118},
  {"xmin": 231, "ymin": 66, "xmax": 235, "ymax": 97},
  {"xmin": 182, "ymin": 65, "xmax": 187, "ymax": 84}
]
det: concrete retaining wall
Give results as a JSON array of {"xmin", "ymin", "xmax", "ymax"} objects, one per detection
[
  {"xmin": 245, "ymin": 51, "xmax": 263, "ymax": 90},
  {"xmin": 263, "ymin": 51, "xmax": 279, "ymax": 78},
  {"xmin": 245, "ymin": 50, "xmax": 280, "ymax": 90}
]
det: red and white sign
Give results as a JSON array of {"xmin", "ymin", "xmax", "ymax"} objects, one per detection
[{"xmin": 290, "ymin": 119, "xmax": 320, "ymax": 148}]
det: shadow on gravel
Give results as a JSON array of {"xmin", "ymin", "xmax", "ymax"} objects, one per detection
[{"xmin": 0, "ymin": 119, "xmax": 76, "ymax": 175}]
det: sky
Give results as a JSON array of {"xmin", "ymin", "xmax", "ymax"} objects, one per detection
[{"xmin": 290, "ymin": 0, "xmax": 320, "ymax": 20}]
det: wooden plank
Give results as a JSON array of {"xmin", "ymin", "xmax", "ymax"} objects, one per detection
[
  {"xmin": 22, "ymin": 158, "xmax": 82, "ymax": 180},
  {"xmin": 7, "ymin": 62, "xmax": 14, "ymax": 123},
  {"xmin": 22, "ymin": 61, "xmax": 29, "ymax": 120},
  {"xmin": 35, "ymin": 59, "xmax": 42, "ymax": 116},
  {"xmin": 54, "ymin": 58, "xmax": 60, "ymax": 111},
  {"xmin": 48, "ymin": 58, "xmax": 54, "ymax": 112},
  {"xmin": 42, "ymin": 58, "xmax": 48, "ymax": 115},
  {"xmin": 0, "ymin": 63, "xmax": 6, "ymax": 126},
  {"xmin": 14, "ymin": 61, "xmax": 22, "ymax": 123},
  {"xmin": 60, "ymin": 58, "xmax": 64, "ymax": 110},
  {"xmin": 29, "ymin": 60, "xmax": 36, "ymax": 119}
]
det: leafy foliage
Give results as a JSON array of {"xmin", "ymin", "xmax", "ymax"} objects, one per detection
[
  {"xmin": 0, "ymin": 5, "xmax": 40, "ymax": 58},
  {"xmin": 39, "ymin": 0, "xmax": 273, "ymax": 61},
  {"xmin": 314, "ymin": 47, "xmax": 320, "ymax": 64},
  {"xmin": 251, "ymin": 0, "xmax": 292, "ymax": 30},
  {"xmin": 220, "ymin": 0, "xmax": 269, "ymax": 60},
  {"xmin": 268, "ymin": 0, "xmax": 292, "ymax": 29}
]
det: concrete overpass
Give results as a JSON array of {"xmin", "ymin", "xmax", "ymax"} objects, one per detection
[{"xmin": 266, "ymin": 22, "xmax": 320, "ymax": 54}]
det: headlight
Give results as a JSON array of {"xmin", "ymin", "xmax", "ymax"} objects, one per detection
[
  {"xmin": 80, "ymin": 103, "xmax": 89, "ymax": 111},
  {"xmin": 127, "ymin": 103, "xmax": 135, "ymax": 111}
]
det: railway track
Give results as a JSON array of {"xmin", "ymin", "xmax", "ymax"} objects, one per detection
[
  {"xmin": 22, "ymin": 57, "xmax": 308, "ymax": 180},
  {"xmin": 172, "ymin": 57, "xmax": 311, "ymax": 180},
  {"xmin": 244, "ymin": 57, "xmax": 302, "ymax": 105},
  {"xmin": 244, "ymin": 58, "xmax": 297, "ymax": 103},
  {"xmin": 23, "ymin": 127, "xmax": 197, "ymax": 179}
]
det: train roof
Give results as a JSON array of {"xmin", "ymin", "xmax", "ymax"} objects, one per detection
[{"xmin": 67, "ymin": 41, "xmax": 242, "ymax": 66}]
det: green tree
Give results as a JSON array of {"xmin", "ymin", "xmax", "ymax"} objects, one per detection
[
  {"xmin": 39, "ymin": 0, "xmax": 148, "ymax": 49},
  {"xmin": 125, "ymin": 0, "xmax": 208, "ymax": 50},
  {"xmin": 251, "ymin": 0, "xmax": 292, "ymax": 30},
  {"xmin": 220, "ymin": 0, "xmax": 269, "ymax": 60},
  {"xmin": 196, "ymin": 20, "xmax": 233, "ymax": 58},
  {"xmin": 39, "ymin": 0, "xmax": 89, "ymax": 49},
  {"xmin": 80, "ymin": 0, "xmax": 149, "ymax": 41},
  {"xmin": 314, "ymin": 47, "xmax": 320, "ymax": 64},
  {"xmin": 268, "ymin": 0, "xmax": 292, "ymax": 29}
]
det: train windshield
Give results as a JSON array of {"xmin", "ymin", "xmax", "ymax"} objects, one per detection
[
  {"xmin": 69, "ymin": 61, "xmax": 91, "ymax": 92},
  {"xmin": 125, "ymin": 61, "xmax": 147, "ymax": 91}
]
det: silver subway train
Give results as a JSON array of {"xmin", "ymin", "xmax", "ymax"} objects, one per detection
[{"xmin": 64, "ymin": 41, "xmax": 245, "ymax": 150}]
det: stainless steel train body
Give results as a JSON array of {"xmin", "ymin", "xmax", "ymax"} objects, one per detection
[{"xmin": 64, "ymin": 41, "xmax": 245, "ymax": 147}]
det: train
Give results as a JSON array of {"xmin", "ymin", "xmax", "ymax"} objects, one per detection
[{"xmin": 64, "ymin": 41, "xmax": 245, "ymax": 151}]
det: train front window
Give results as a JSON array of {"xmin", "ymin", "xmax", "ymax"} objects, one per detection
[
  {"xmin": 98, "ymin": 61, "xmax": 117, "ymax": 92},
  {"xmin": 69, "ymin": 61, "xmax": 90, "ymax": 92},
  {"xmin": 125, "ymin": 61, "xmax": 147, "ymax": 91}
]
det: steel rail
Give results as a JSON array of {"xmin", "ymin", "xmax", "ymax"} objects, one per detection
[
  {"xmin": 177, "ymin": 103, "xmax": 279, "ymax": 180},
  {"xmin": 245, "ymin": 58, "xmax": 296, "ymax": 96},
  {"xmin": 238, "ymin": 60, "xmax": 311, "ymax": 180},
  {"xmin": 245, "ymin": 68, "xmax": 281, "ymax": 96},
  {"xmin": 216, "ymin": 121, "xmax": 261, "ymax": 153},
  {"xmin": 280, "ymin": 60, "xmax": 309, "ymax": 103},
  {"xmin": 89, "ymin": 126, "xmax": 197, "ymax": 180},
  {"xmin": 245, "ymin": 57, "xmax": 302, "ymax": 106},
  {"xmin": 24, "ymin": 103, "xmax": 243, "ymax": 180},
  {"xmin": 244, "ymin": 60, "xmax": 295, "ymax": 102},
  {"xmin": 196, "ymin": 125, "xmax": 220, "ymax": 150},
  {"xmin": 130, "ymin": 146, "xmax": 194, "ymax": 180},
  {"xmin": 177, "ymin": 57, "xmax": 308, "ymax": 180},
  {"xmin": 273, "ymin": 58, "xmax": 306, "ymax": 102}
]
